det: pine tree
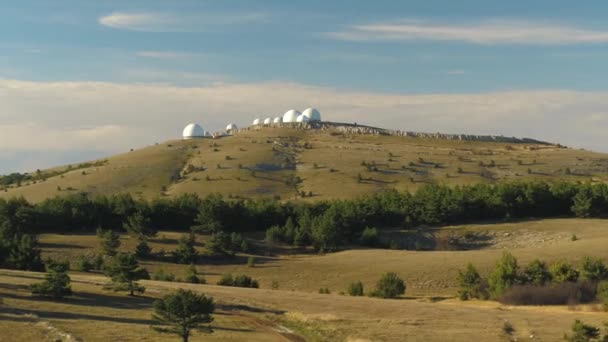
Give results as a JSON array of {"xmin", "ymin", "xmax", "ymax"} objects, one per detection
[
  {"xmin": 152, "ymin": 289, "xmax": 215, "ymax": 342},
  {"xmin": 104, "ymin": 253, "xmax": 148, "ymax": 296},
  {"xmin": 31, "ymin": 260, "xmax": 72, "ymax": 299}
]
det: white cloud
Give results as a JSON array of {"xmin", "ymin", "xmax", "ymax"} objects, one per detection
[
  {"xmin": 136, "ymin": 51, "xmax": 195, "ymax": 60},
  {"xmin": 98, "ymin": 11, "xmax": 269, "ymax": 32},
  {"xmin": 328, "ymin": 20, "xmax": 608, "ymax": 45},
  {"xmin": 445, "ymin": 70, "xmax": 465, "ymax": 75},
  {"xmin": 1, "ymin": 78, "xmax": 608, "ymax": 172}
]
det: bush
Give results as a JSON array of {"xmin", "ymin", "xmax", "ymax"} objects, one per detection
[
  {"xmin": 457, "ymin": 263, "xmax": 489, "ymax": 300},
  {"xmin": 75, "ymin": 255, "xmax": 94, "ymax": 272},
  {"xmin": 580, "ymin": 256, "xmax": 608, "ymax": 281},
  {"xmin": 550, "ymin": 261, "xmax": 580, "ymax": 283},
  {"xmin": 30, "ymin": 260, "xmax": 72, "ymax": 299},
  {"xmin": 499, "ymin": 282, "xmax": 597, "ymax": 306},
  {"xmin": 596, "ymin": 281, "xmax": 608, "ymax": 311},
  {"xmin": 372, "ymin": 272, "xmax": 405, "ymax": 299},
  {"xmin": 488, "ymin": 251, "xmax": 519, "ymax": 298},
  {"xmin": 183, "ymin": 264, "xmax": 205, "ymax": 284},
  {"xmin": 521, "ymin": 259, "xmax": 552, "ymax": 286},
  {"xmin": 348, "ymin": 281, "xmax": 364, "ymax": 296},
  {"xmin": 247, "ymin": 256, "xmax": 256, "ymax": 268},
  {"xmin": 217, "ymin": 274, "xmax": 259, "ymax": 288},
  {"xmin": 359, "ymin": 227, "xmax": 379, "ymax": 247},
  {"xmin": 319, "ymin": 287, "xmax": 330, "ymax": 294},
  {"xmin": 97, "ymin": 228, "xmax": 121, "ymax": 256},
  {"xmin": 564, "ymin": 320, "xmax": 601, "ymax": 342},
  {"xmin": 173, "ymin": 233, "xmax": 198, "ymax": 264},
  {"xmin": 134, "ymin": 239, "xmax": 152, "ymax": 259},
  {"xmin": 152, "ymin": 269, "xmax": 176, "ymax": 282}
]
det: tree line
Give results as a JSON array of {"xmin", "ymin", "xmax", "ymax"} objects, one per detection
[{"xmin": 2, "ymin": 180, "xmax": 608, "ymax": 259}]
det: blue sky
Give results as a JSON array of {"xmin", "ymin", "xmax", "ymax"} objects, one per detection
[{"xmin": 1, "ymin": 1, "xmax": 608, "ymax": 173}]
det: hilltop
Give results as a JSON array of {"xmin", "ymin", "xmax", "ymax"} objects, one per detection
[{"xmin": 2, "ymin": 123, "xmax": 608, "ymax": 202}]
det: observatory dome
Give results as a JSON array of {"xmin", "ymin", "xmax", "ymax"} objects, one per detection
[
  {"xmin": 273, "ymin": 116, "xmax": 282, "ymax": 123},
  {"xmin": 263, "ymin": 117, "xmax": 272, "ymax": 125},
  {"xmin": 282, "ymin": 109, "xmax": 301, "ymax": 123},
  {"xmin": 226, "ymin": 123, "xmax": 237, "ymax": 131},
  {"xmin": 253, "ymin": 118, "xmax": 261, "ymax": 125},
  {"xmin": 302, "ymin": 108, "xmax": 321, "ymax": 121},
  {"xmin": 182, "ymin": 123, "xmax": 205, "ymax": 139},
  {"xmin": 296, "ymin": 114, "xmax": 310, "ymax": 123}
]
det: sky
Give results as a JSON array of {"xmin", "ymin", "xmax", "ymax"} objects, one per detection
[{"xmin": 1, "ymin": 0, "xmax": 608, "ymax": 173}]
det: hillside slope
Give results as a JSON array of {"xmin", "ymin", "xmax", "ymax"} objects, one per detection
[{"xmin": 3, "ymin": 126, "xmax": 608, "ymax": 202}]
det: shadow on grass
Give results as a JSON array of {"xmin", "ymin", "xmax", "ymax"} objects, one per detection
[
  {"xmin": 217, "ymin": 303, "xmax": 285, "ymax": 315},
  {"xmin": 39, "ymin": 242, "xmax": 86, "ymax": 249}
]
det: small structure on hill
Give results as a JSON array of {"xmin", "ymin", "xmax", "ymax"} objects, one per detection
[
  {"xmin": 182, "ymin": 123, "xmax": 205, "ymax": 139},
  {"xmin": 263, "ymin": 117, "xmax": 272, "ymax": 125},
  {"xmin": 252, "ymin": 118, "xmax": 261, "ymax": 125},
  {"xmin": 296, "ymin": 114, "xmax": 310, "ymax": 123},
  {"xmin": 282, "ymin": 109, "xmax": 301, "ymax": 123},
  {"xmin": 302, "ymin": 108, "xmax": 321, "ymax": 121},
  {"xmin": 273, "ymin": 116, "xmax": 282, "ymax": 123}
]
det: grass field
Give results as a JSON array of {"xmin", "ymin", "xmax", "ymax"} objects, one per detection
[
  {"xmin": 0, "ymin": 218, "xmax": 604, "ymax": 341},
  {"xmin": 3, "ymin": 127, "xmax": 608, "ymax": 202}
]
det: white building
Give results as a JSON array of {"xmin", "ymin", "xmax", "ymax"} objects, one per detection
[
  {"xmin": 253, "ymin": 118, "xmax": 261, "ymax": 125},
  {"xmin": 296, "ymin": 114, "xmax": 310, "ymax": 123},
  {"xmin": 182, "ymin": 123, "xmax": 205, "ymax": 139},
  {"xmin": 302, "ymin": 108, "xmax": 321, "ymax": 121},
  {"xmin": 263, "ymin": 117, "xmax": 272, "ymax": 125},
  {"xmin": 273, "ymin": 116, "xmax": 282, "ymax": 123},
  {"xmin": 282, "ymin": 109, "xmax": 301, "ymax": 123}
]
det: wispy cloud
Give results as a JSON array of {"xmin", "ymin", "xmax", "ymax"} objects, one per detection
[
  {"xmin": 445, "ymin": 70, "xmax": 465, "ymax": 75},
  {"xmin": 136, "ymin": 51, "xmax": 196, "ymax": 60},
  {"xmin": 98, "ymin": 11, "xmax": 269, "ymax": 32},
  {"xmin": 328, "ymin": 19, "xmax": 608, "ymax": 45}
]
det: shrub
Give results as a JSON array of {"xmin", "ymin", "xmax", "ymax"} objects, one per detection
[
  {"xmin": 153, "ymin": 269, "xmax": 176, "ymax": 282},
  {"xmin": 580, "ymin": 256, "xmax": 608, "ymax": 281},
  {"xmin": 271, "ymin": 280, "xmax": 279, "ymax": 290},
  {"xmin": 521, "ymin": 259, "xmax": 552, "ymax": 286},
  {"xmin": 183, "ymin": 264, "xmax": 205, "ymax": 284},
  {"xmin": 488, "ymin": 251, "xmax": 519, "ymax": 298},
  {"xmin": 173, "ymin": 233, "xmax": 198, "ymax": 264},
  {"xmin": 233, "ymin": 274, "xmax": 259, "ymax": 288},
  {"xmin": 75, "ymin": 255, "xmax": 94, "ymax": 272},
  {"xmin": 30, "ymin": 260, "xmax": 72, "ymax": 299},
  {"xmin": 550, "ymin": 261, "xmax": 580, "ymax": 283},
  {"xmin": 319, "ymin": 287, "xmax": 330, "ymax": 294},
  {"xmin": 457, "ymin": 263, "xmax": 488, "ymax": 300},
  {"xmin": 499, "ymin": 282, "xmax": 596, "ymax": 306},
  {"xmin": 372, "ymin": 272, "xmax": 405, "ymax": 299},
  {"xmin": 359, "ymin": 227, "xmax": 379, "ymax": 247},
  {"xmin": 564, "ymin": 320, "xmax": 601, "ymax": 342},
  {"xmin": 217, "ymin": 274, "xmax": 234, "ymax": 286},
  {"xmin": 247, "ymin": 256, "xmax": 256, "ymax": 268},
  {"xmin": 134, "ymin": 239, "xmax": 152, "ymax": 259},
  {"xmin": 348, "ymin": 281, "xmax": 364, "ymax": 296},
  {"xmin": 97, "ymin": 228, "xmax": 121, "ymax": 257}
]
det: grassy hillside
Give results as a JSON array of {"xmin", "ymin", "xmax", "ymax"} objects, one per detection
[
  {"xmin": 3, "ymin": 126, "xmax": 608, "ymax": 202},
  {"xmin": 3, "ymin": 218, "xmax": 608, "ymax": 341}
]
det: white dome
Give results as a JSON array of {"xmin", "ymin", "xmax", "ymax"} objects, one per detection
[
  {"xmin": 183, "ymin": 123, "xmax": 204, "ymax": 139},
  {"xmin": 226, "ymin": 123, "xmax": 237, "ymax": 131},
  {"xmin": 282, "ymin": 109, "xmax": 301, "ymax": 123},
  {"xmin": 253, "ymin": 118, "xmax": 261, "ymax": 125},
  {"xmin": 273, "ymin": 116, "xmax": 282, "ymax": 123},
  {"xmin": 302, "ymin": 108, "xmax": 321, "ymax": 121},
  {"xmin": 296, "ymin": 114, "xmax": 310, "ymax": 123},
  {"xmin": 263, "ymin": 117, "xmax": 272, "ymax": 125}
]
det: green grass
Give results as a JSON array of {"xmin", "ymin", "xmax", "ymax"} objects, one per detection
[{"xmin": 2, "ymin": 127, "xmax": 608, "ymax": 202}]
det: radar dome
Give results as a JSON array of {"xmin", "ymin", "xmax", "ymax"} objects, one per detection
[
  {"xmin": 273, "ymin": 117, "xmax": 282, "ymax": 123},
  {"xmin": 296, "ymin": 114, "xmax": 310, "ymax": 123},
  {"xmin": 182, "ymin": 123, "xmax": 204, "ymax": 139},
  {"xmin": 226, "ymin": 123, "xmax": 237, "ymax": 131},
  {"xmin": 302, "ymin": 108, "xmax": 321, "ymax": 121},
  {"xmin": 282, "ymin": 109, "xmax": 301, "ymax": 123},
  {"xmin": 263, "ymin": 117, "xmax": 272, "ymax": 125},
  {"xmin": 253, "ymin": 118, "xmax": 261, "ymax": 125}
]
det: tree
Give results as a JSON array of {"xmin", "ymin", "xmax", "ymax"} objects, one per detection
[
  {"xmin": 348, "ymin": 281, "xmax": 364, "ymax": 296},
  {"xmin": 152, "ymin": 289, "xmax": 215, "ymax": 342},
  {"xmin": 580, "ymin": 256, "xmax": 608, "ymax": 282},
  {"xmin": 206, "ymin": 231, "xmax": 233, "ymax": 257},
  {"xmin": 104, "ymin": 253, "xmax": 148, "ymax": 296},
  {"xmin": 97, "ymin": 228, "xmax": 121, "ymax": 256},
  {"xmin": 184, "ymin": 264, "xmax": 204, "ymax": 284},
  {"xmin": 173, "ymin": 233, "xmax": 198, "ymax": 264},
  {"xmin": 30, "ymin": 260, "xmax": 72, "ymax": 299},
  {"xmin": 6, "ymin": 234, "xmax": 44, "ymax": 271},
  {"xmin": 521, "ymin": 259, "xmax": 552, "ymax": 286},
  {"xmin": 488, "ymin": 251, "xmax": 519, "ymax": 298},
  {"xmin": 124, "ymin": 211, "xmax": 157, "ymax": 238},
  {"xmin": 550, "ymin": 261, "xmax": 580, "ymax": 283},
  {"xmin": 359, "ymin": 227, "xmax": 379, "ymax": 247},
  {"xmin": 457, "ymin": 263, "xmax": 488, "ymax": 300},
  {"xmin": 373, "ymin": 272, "xmax": 405, "ymax": 299},
  {"xmin": 134, "ymin": 239, "xmax": 152, "ymax": 259}
]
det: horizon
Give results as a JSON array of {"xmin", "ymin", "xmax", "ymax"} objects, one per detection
[{"xmin": 2, "ymin": 0, "xmax": 608, "ymax": 173}]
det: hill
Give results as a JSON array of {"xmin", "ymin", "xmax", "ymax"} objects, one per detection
[{"xmin": 2, "ymin": 124, "xmax": 608, "ymax": 203}]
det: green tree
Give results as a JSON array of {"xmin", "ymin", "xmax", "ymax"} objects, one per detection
[
  {"xmin": 173, "ymin": 233, "xmax": 198, "ymax": 264},
  {"xmin": 30, "ymin": 260, "xmax": 72, "ymax": 299},
  {"xmin": 7, "ymin": 234, "xmax": 44, "ymax": 271},
  {"xmin": 359, "ymin": 227, "xmax": 379, "ymax": 247},
  {"xmin": 123, "ymin": 211, "xmax": 157, "ymax": 238},
  {"xmin": 134, "ymin": 239, "xmax": 152, "ymax": 259},
  {"xmin": 97, "ymin": 228, "xmax": 121, "ymax": 256},
  {"xmin": 580, "ymin": 256, "xmax": 608, "ymax": 282},
  {"xmin": 521, "ymin": 259, "xmax": 552, "ymax": 286},
  {"xmin": 152, "ymin": 289, "xmax": 215, "ymax": 342},
  {"xmin": 373, "ymin": 272, "xmax": 405, "ymax": 299},
  {"xmin": 104, "ymin": 253, "xmax": 148, "ymax": 296},
  {"xmin": 183, "ymin": 264, "xmax": 204, "ymax": 284},
  {"xmin": 348, "ymin": 281, "xmax": 364, "ymax": 296},
  {"xmin": 488, "ymin": 251, "xmax": 519, "ymax": 298},
  {"xmin": 206, "ymin": 231, "xmax": 233, "ymax": 257},
  {"xmin": 564, "ymin": 320, "xmax": 601, "ymax": 342},
  {"xmin": 457, "ymin": 263, "xmax": 488, "ymax": 300},
  {"xmin": 550, "ymin": 261, "xmax": 580, "ymax": 283}
]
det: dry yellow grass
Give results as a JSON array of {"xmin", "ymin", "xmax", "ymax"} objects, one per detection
[{"xmin": 3, "ymin": 127, "xmax": 608, "ymax": 202}]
